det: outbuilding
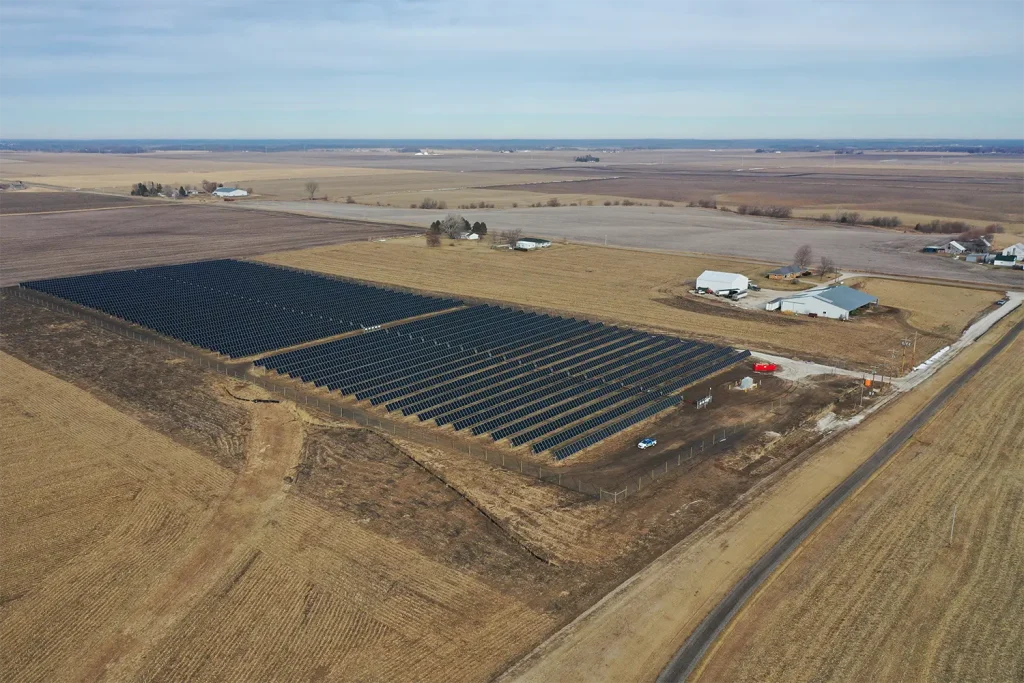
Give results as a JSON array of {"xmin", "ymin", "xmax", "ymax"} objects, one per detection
[
  {"xmin": 993, "ymin": 254, "xmax": 1017, "ymax": 267},
  {"xmin": 944, "ymin": 240, "xmax": 967, "ymax": 255},
  {"xmin": 765, "ymin": 285, "xmax": 877, "ymax": 320},
  {"xmin": 1000, "ymin": 242, "xmax": 1024, "ymax": 261},
  {"xmin": 696, "ymin": 270, "xmax": 749, "ymax": 295},
  {"xmin": 766, "ymin": 264, "xmax": 806, "ymax": 280},
  {"xmin": 212, "ymin": 187, "xmax": 249, "ymax": 198},
  {"xmin": 515, "ymin": 237, "xmax": 552, "ymax": 251}
]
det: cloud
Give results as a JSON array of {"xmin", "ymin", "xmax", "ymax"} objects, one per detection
[{"xmin": 0, "ymin": 0, "xmax": 1021, "ymax": 137}]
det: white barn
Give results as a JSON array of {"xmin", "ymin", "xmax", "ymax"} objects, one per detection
[
  {"xmin": 766, "ymin": 285, "xmax": 877, "ymax": 320},
  {"xmin": 515, "ymin": 237, "xmax": 552, "ymax": 250},
  {"xmin": 1000, "ymin": 242, "xmax": 1024, "ymax": 261},
  {"xmin": 944, "ymin": 240, "xmax": 967, "ymax": 255},
  {"xmin": 696, "ymin": 270, "xmax": 749, "ymax": 295},
  {"xmin": 212, "ymin": 187, "xmax": 248, "ymax": 198}
]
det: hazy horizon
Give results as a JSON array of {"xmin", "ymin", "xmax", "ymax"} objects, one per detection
[{"xmin": 1, "ymin": 1, "xmax": 1022, "ymax": 139}]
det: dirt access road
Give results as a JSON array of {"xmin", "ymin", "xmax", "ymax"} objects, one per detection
[
  {"xmin": 240, "ymin": 201, "xmax": 1023, "ymax": 287},
  {"xmin": 498, "ymin": 307, "xmax": 1023, "ymax": 683}
]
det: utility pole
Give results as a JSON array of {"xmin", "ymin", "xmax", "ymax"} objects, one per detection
[{"xmin": 910, "ymin": 331, "xmax": 919, "ymax": 369}]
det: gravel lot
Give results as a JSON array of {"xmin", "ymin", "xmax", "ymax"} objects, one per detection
[{"xmin": 241, "ymin": 201, "xmax": 1024, "ymax": 287}]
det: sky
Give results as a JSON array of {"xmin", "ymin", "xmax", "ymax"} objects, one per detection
[{"xmin": 1, "ymin": 0, "xmax": 1022, "ymax": 139}]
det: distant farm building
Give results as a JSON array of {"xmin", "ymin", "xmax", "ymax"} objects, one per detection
[
  {"xmin": 992, "ymin": 254, "xmax": 1018, "ymax": 267},
  {"xmin": 1001, "ymin": 242, "xmax": 1024, "ymax": 261},
  {"xmin": 515, "ymin": 237, "xmax": 552, "ymax": 251},
  {"xmin": 765, "ymin": 285, "xmax": 877, "ymax": 320},
  {"xmin": 922, "ymin": 245, "xmax": 944, "ymax": 254},
  {"xmin": 944, "ymin": 241, "xmax": 967, "ymax": 255},
  {"xmin": 212, "ymin": 187, "xmax": 248, "ymax": 198},
  {"xmin": 696, "ymin": 270, "xmax": 749, "ymax": 295},
  {"xmin": 766, "ymin": 264, "xmax": 807, "ymax": 280},
  {"xmin": 457, "ymin": 232, "xmax": 480, "ymax": 240}
]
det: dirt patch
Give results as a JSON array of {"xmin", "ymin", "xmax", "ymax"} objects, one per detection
[
  {"xmin": 293, "ymin": 422, "xmax": 555, "ymax": 587},
  {"xmin": 0, "ymin": 291, "xmax": 251, "ymax": 471}
]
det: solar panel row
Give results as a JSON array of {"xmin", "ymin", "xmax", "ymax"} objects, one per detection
[
  {"xmin": 260, "ymin": 304, "xmax": 749, "ymax": 459},
  {"xmin": 22, "ymin": 260, "xmax": 459, "ymax": 358},
  {"xmin": 25, "ymin": 258, "xmax": 749, "ymax": 460}
]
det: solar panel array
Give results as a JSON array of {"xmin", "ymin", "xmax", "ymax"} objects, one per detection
[
  {"xmin": 260, "ymin": 305, "xmax": 750, "ymax": 459},
  {"xmin": 21, "ymin": 260, "xmax": 459, "ymax": 358}
]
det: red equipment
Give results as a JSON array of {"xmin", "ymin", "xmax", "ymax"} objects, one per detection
[{"xmin": 753, "ymin": 362, "xmax": 778, "ymax": 373}]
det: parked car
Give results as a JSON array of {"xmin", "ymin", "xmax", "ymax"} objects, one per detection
[
  {"xmin": 995, "ymin": 298, "xmax": 1009, "ymax": 305},
  {"xmin": 638, "ymin": 437, "xmax": 657, "ymax": 449},
  {"xmin": 748, "ymin": 283, "xmax": 761, "ymax": 291}
]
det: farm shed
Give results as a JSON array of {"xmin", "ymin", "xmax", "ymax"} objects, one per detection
[
  {"xmin": 457, "ymin": 232, "xmax": 480, "ymax": 240},
  {"xmin": 765, "ymin": 285, "xmax": 877, "ymax": 320},
  {"xmin": 766, "ymin": 264, "xmax": 806, "ymax": 280},
  {"xmin": 1000, "ymin": 242, "xmax": 1024, "ymax": 260},
  {"xmin": 944, "ymin": 241, "xmax": 967, "ymax": 255},
  {"xmin": 922, "ymin": 245, "xmax": 944, "ymax": 253},
  {"xmin": 515, "ymin": 237, "xmax": 552, "ymax": 251},
  {"xmin": 212, "ymin": 187, "xmax": 248, "ymax": 198},
  {"xmin": 992, "ymin": 254, "xmax": 1017, "ymax": 267},
  {"xmin": 696, "ymin": 270, "xmax": 749, "ymax": 295}
]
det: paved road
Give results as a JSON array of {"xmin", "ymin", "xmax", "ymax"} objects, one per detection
[
  {"xmin": 239, "ymin": 200, "xmax": 1024, "ymax": 287},
  {"xmin": 656, "ymin": 315, "xmax": 1024, "ymax": 683}
]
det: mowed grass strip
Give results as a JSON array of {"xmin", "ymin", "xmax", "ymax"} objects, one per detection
[{"xmin": 258, "ymin": 239, "xmax": 993, "ymax": 371}]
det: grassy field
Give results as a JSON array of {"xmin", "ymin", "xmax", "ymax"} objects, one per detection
[
  {"xmin": 259, "ymin": 238, "xmax": 995, "ymax": 371},
  {"xmin": 694, "ymin": 323, "xmax": 1024, "ymax": 683},
  {"xmin": 846, "ymin": 277, "xmax": 1000, "ymax": 338}
]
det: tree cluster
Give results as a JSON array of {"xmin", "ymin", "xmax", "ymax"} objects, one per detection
[
  {"xmin": 737, "ymin": 204, "xmax": 792, "ymax": 218},
  {"xmin": 687, "ymin": 198, "xmax": 717, "ymax": 209},
  {"xmin": 418, "ymin": 197, "xmax": 448, "ymax": 210},
  {"xmin": 574, "ymin": 154, "xmax": 600, "ymax": 162}
]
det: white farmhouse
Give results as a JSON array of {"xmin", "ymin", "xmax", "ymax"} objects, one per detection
[
  {"xmin": 695, "ymin": 270, "xmax": 749, "ymax": 295},
  {"xmin": 212, "ymin": 187, "xmax": 249, "ymax": 198},
  {"xmin": 765, "ymin": 285, "xmax": 877, "ymax": 320}
]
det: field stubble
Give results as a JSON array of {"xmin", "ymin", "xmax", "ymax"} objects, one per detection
[{"xmin": 695, "ymin": 322, "xmax": 1024, "ymax": 683}]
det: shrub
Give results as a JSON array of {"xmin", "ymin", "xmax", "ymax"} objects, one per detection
[{"xmin": 546, "ymin": 197, "xmax": 561, "ymax": 207}]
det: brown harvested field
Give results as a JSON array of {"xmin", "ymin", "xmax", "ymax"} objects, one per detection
[
  {"xmin": 694, "ymin": 324, "xmax": 1024, "ymax": 683},
  {"xmin": 259, "ymin": 238, "xmax": 994, "ymax": 370},
  {"xmin": 0, "ymin": 151, "xmax": 582, "ymax": 200},
  {"xmin": 1, "ymin": 293, "xmax": 888, "ymax": 682},
  {"xmin": 0, "ymin": 190, "xmax": 146, "ymax": 214},
  {"xmin": 491, "ymin": 151, "xmax": 1024, "ymax": 229},
  {"xmin": 0, "ymin": 203, "xmax": 418, "ymax": 286},
  {"xmin": 241, "ymin": 201, "xmax": 1024, "ymax": 287}
]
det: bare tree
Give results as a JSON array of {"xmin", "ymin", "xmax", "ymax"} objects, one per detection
[
  {"xmin": 819, "ymin": 255, "xmax": 836, "ymax": 280},
  {"xmin": 426, "ymin": 231, "xmax": 441, "ymax": 247},
  {"xmin": 794, "ymin": 244, "xmax": 813, "ymax": 270},
  {"xmin": 201, "ymin": 179, "xmax": 218, "ymax": 194},
  {"xmin": 498, "ymin": 228, "xmax": 523, "ymax": 247},
  {"xmin": 304, "ymin": 180, "xmax": 320, "ymax": 200},
  {"xmin": 439, "ymin": 213, "xmax": 470, "ymax": 239}
]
